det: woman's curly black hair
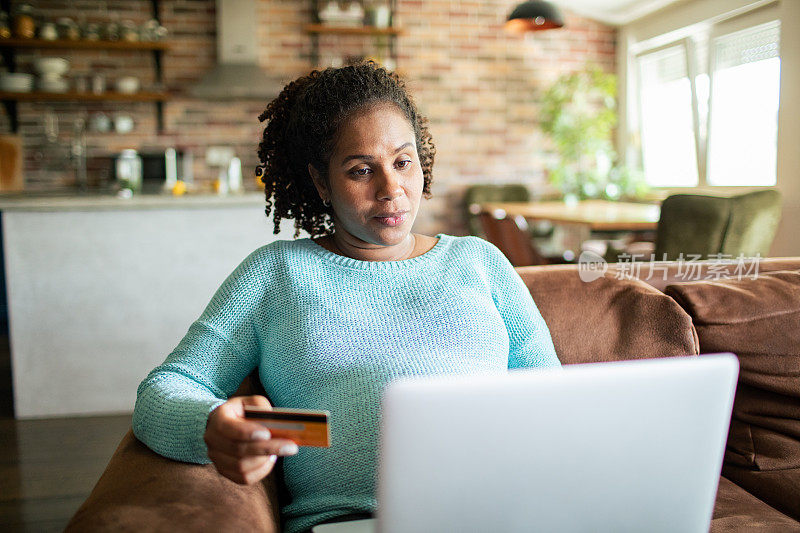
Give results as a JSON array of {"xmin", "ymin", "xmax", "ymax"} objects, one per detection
[{"xmin": 257, "ymin": 61, "xmax": 436, "ymax": 237}]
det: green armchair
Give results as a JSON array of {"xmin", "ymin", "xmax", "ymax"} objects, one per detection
[{"xmin": 654, "ymin": 190, "xmax": 782, "ymax": 261}]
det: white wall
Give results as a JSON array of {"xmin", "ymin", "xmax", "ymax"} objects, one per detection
[
  {"xmin": 617, "ymin": 0, "xmax": 799, "ymax": 256},
  {"xmin": 773, "ymin": 0, "xmax": 800, "ymax": 256}
]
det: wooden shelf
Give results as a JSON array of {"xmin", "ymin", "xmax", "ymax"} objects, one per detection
[
  {"xmin": 0, "ymin": 38, "xmax": 170, "ymax": 51},
  {"xmin": 0, "ymin": 91, "xmax": 169, "ymax": 102},
  {"xmin": 0, "ymin": 0, "xmax": 168, "ymax": 133},
  {"xmin": 304, "ymin": 24, "xmax": 404, "ymax": 36}
]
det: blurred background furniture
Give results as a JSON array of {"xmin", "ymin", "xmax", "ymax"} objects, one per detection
[
  {"xmin": 465, "ymin": 184, "xmax": 554, "ymax": 266},
  {"xmin": 478, "ymin": 211, "xmax": 550, "ymax": 266},
  {"xmin": 464, "ymin": 184, "xmax": 532, "ymax": 237},
  {"xmin": 477, "ymin": 198, "xmax": 660, "ymax": 265},
  {"xmin": 479, "ymin": 199, "xmax": 660, "ymax": 232},
  {"xmin": 654, "ymin": 190, "xmax": 783, "ymax": 261}
]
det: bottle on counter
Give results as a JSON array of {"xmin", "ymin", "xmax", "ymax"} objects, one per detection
[
  {"xmin": 164, "ymin": 147, "xmax": 178, "ymax": 191},
  {"xmin": 181, "ymin": 150, "xmax": 194, "ymax": 186},
  {"xmin": 227, "ymin": 157, "xmax": 242, "ymax": 193}
]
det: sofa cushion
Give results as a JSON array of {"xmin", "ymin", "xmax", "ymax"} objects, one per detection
[
  {"xmin": 517, "ymin": 265, "xmax": 698, "ymax": 365},
  {"xmin": 666, "ymin": 270, "xmax": 800, "ymax": 521},
  {"xmin": 711, "ymin": 476, "xmax": 800, "ymax": 531}
]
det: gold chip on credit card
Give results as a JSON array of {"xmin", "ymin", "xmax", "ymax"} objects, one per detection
[{"xmin": 244, "ymin": 406, "xmax": 330, "ymax": 447}]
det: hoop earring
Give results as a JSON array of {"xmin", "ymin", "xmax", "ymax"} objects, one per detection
[{"xmin": 323, "ymin": 199, "xmax": 331, "ymax": 207}]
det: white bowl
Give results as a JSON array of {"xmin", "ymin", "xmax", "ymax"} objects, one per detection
[
  {"xmin": 0, "ymin": 72, "xmax": 34, "ymax": 92},
  {"xmin": 33, "ymin": 57, "xmax": 70, "ymax": 77},
  {"xmin": 115, "ymin": 76, "xmax": 140, "ymax": 94}
]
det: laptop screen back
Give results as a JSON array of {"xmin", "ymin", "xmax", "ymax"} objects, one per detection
[{"xmin": 376, "ymin": 354, "xmax": 738, "ymax": 533}]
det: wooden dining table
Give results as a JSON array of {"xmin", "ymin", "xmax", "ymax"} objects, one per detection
[
  {"xmin": 478, "ymin": 199, "xmax": 661, "ymax": 232},
  {"xmin": 477, "ymin": 199, "xmax": 662, "ymax": 261}
]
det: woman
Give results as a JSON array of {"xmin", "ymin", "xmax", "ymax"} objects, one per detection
[{"xmin": 133, "ymin": 62, "xmax": 561, "ymax": 533}]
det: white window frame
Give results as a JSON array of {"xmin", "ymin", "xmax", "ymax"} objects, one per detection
[{"xmin": 628, "ymin": 3, "xmax": 781, "ymax": 191}]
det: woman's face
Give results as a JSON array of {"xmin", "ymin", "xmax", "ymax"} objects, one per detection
[{"xmin": 311, "ymin": 103, "xmax": 424, "ymax": 249}]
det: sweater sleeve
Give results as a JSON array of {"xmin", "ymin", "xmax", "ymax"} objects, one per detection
[
  {"xmin": 132, "ymin": 248, "xmax": 269, "ymax": 464},
  {"xmin": 477, "ymin": 239, "xmax": 561, "ymax": 370}
]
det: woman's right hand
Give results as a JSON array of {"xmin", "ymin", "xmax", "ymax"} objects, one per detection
[{"xmin": 204, "ymin": 395, "xmax": 299, "ymax": 485}]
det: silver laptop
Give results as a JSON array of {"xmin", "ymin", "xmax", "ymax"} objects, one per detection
[{"xmin": 314, "ymin": 353, "xmax": 739, "ymax": 533}]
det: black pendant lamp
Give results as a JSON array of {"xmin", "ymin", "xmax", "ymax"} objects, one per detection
[{"xmin": 505, "ymin": 1, "xmax": 565, "ymax": 33}]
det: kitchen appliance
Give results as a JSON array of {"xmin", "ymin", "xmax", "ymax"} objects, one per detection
[
  {"xmin": 113, "ymin": 149, "xmax": 189, "ymax": 194},
  {"xmin": 190, "ymin": 0, "xmax": 284, "ymax": 100}
]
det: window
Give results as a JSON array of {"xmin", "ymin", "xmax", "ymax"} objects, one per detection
[
  {"xmin": 637, "ymin": 43, "xmax": 699, "ymax": 187},
  {"xmin": 633, "ymin": 11, "xmax": 781, "ymax": 188},
  {"xmin": 707, "ymin": 21, "xmax": 780, "ymax": 186}
]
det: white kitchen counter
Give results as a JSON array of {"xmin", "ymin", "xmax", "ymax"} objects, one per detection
[
  {"xmin": 2, "ymin": 195, "xmax": 302, "ymax": 418},
  {"xmin": 0, "ymin": 192, "xmax": 265, "ymax": 212}
]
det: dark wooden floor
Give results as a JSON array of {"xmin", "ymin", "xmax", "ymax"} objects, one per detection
[{"xmin": 0, "ymin": 331, "xmax": 132, "ymax": 532}]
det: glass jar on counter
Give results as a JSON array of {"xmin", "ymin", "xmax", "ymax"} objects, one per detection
[
  {"xmin": 12, "ymin": 4, "xmax": 35, "ymax": 39},
  {"xmin": 115, "ymin": 149, "xmax": 142, "ymax": 195}
]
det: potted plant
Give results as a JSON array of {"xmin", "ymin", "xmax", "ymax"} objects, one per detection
[{"xmin": 540, "ymin": 65, "xmax": 648, "ymax": 203}]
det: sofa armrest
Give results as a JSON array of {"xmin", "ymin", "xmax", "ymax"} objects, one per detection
[{"xmin": 65, "ymin": 429, "xmax": 281, "ymax": 532}]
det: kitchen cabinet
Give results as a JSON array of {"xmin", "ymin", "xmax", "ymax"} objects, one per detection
[
  {"xmin": 0, "ymin": 1, "xmax": 169, "ymax": 133},
  {"xmin": 306, "ymin": 0, "xmax": 403, "ymax": 69},
  {"xmin": 0, "ymin": 193, "xmax": 301, "ymax": 418}
]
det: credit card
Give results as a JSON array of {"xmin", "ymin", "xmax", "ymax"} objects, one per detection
[{"xmin": 244, "ymin": 406, "xmax": 330, "ymax": 447}]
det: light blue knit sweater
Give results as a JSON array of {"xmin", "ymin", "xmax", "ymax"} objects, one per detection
[{"xmin": 133, "ymin": 233, "xmax": 560, "ymax": 533}]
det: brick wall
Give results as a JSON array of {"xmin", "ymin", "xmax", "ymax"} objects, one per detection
[{"xmin": 1, "ymin": 0, "xmax": 615, "ymax": 236}]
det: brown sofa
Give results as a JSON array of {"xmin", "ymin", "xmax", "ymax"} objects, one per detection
[{"xmin": 66, "ymin": 258, "xmax": 800, "ymax": 532}]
